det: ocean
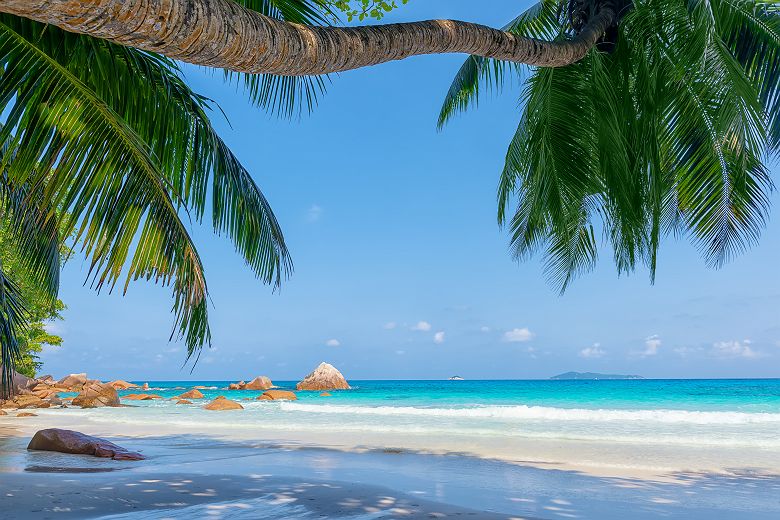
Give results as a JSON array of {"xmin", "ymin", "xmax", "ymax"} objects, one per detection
[
  {"xmin": 80, "ymin": 379, "xmax": 780, "ymax": 445},
  {"xmin": 6, "ymin": 378, "xmax": 780, "ymax": 519}
]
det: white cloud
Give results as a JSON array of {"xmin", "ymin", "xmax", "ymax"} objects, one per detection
[
  {"xmin": 395, "ymin": 350, "xmax": 406, "ymax": 355},
  {"xmin": 711, "ymin": 340, "xmax": 761, "ymax": 359},
  {"xmin": 325, "ymin": 339, "xmax": 341, "ymax": 347},
  {"xmin": 502, "ymin": 328, "xmax": 534, "ymax": 343},
  {"xmin": 307, "ymin": 204, "xmax": 323, "ymax": 222},
  {"xmin": 383, "ymin": 322, "xmax": 397, "ymax": 330},
  {"xmin": 412, "ymin": 321, "xmax": 432, "ymax": 332},
  {"xmin": 480, "ymin": 326, "xmax": 490, "ymax": 333},
  {"xmin": 579, "ymin": 343, "xmax": 605, "ymax": 359},
  {"xmin": 642, "ymin": 335, "xmax": 662, "ymax": 357},
  {"xmin": 434, "ymin": 331, "xmax": 446, "ymax": 344}
]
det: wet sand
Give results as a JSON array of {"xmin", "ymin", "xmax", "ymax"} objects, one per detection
[{"xmin": 2, "ymin": 416, "xmax": 780, "ymax": 519}]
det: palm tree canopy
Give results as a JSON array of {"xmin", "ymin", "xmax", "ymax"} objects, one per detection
[
  {"xmin": 441, "ymin": 0, "xmax": 780, "ymax": 291},
  {"xmin": 0, "ymin": 1, "xmax": 344, "ymax": 393}
]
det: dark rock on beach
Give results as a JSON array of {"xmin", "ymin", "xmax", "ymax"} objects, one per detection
[{"xmin": 28, "ymin": 429, "xmax": 145, "ymax": 460}]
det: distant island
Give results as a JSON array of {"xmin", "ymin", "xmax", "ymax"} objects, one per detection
[
  {"xmin": 448, "ymin": 376, "xmax": 464, "ymax": 381},
  {"xmin": 550, "ymin": 372, "xmax": 644, "ymax": 380}
]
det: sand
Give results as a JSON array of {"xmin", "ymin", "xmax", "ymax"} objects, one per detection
[{"xmin": 2, "ymin": 416, "xmax": 780, "ymax": 519}]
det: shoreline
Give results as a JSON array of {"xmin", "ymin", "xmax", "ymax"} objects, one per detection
[
  {"xmin": 3, "ymin": 416, "xmax": 780, "ymax": 519},
  {"xmin": 3, "ymin": 407, "xmax": 780, "ymax": 481}
]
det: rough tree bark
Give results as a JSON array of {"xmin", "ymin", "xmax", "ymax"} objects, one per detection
[{"xmin": 0, "ymin": 0, "xmax": 615, "ymax": 75}]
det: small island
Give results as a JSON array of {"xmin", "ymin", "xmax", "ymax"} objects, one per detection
[{"xmin": 550, "ymin": 372, "xmax": 644, "ymax": 380}]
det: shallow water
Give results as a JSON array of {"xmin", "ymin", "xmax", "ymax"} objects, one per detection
[{"xmin": 36, "ymin": 379, "xmax": 780, "ymax": 476}]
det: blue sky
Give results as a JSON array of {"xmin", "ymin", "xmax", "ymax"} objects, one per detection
[{"xmin": 40, "ymin": 0, "xmax": 780, "ymax": 381}]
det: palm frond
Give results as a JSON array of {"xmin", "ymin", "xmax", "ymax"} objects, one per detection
[
  {"xmin": 710, "ymin": 0, "xmax": 780, "ymax": 151},
  {"xmin": 500, "ymin": 60, "xmax": 602, "ymax": 290},
  {"xmin": 0, "ymin": 139, "xmax": 61, "ymax": 299},
  {"xmin": 488, "ymin": 0, "xmax": 775, "ymax": 291},
  {"xmin": 59, "ymin": 38, "xmax": 293, "ymax": 287},
  {"xmin": 0, "ymin": 16, "xmax": 211, "ymax": 354},
  {"xmin": 438, "ymin": 0, "xmax": 564, "ymax": 128},
  {"xmin": 0, "ymin": 259, "xmax": 27, "ymax": 398}
]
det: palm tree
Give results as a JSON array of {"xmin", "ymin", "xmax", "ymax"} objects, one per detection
[
  {"xmin": 0, "ymin": 0, "xmax": 347, "ymax": 396},
  {"xmin": 437, "ymin": 0, "xmax": 779, "ymax": 291},
  {"xmin": 2, "ymin": 0, "xmax": 621, "ymax": 72}
]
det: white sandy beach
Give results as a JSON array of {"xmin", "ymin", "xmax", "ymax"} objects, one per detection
[{"xmin": 2, "ymin": 411, "xmax": 780, "ymax": 520}]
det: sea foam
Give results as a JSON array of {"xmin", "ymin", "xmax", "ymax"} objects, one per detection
[{"xmin": 277, "ymin": 402, "xmax": 780, "ymax": 424}]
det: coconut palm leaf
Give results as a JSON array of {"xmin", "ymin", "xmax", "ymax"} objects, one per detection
[
  {"xmin": 438, "ymin": 0, "xmax": 564, "ymax": 128},
  {"xmin": 46, "ymin": 32, "xmax": 293, "ymax": 287},
  {"xmin": 0, "ymin": 259, "xmax": 27, "ymax": 398},
  {"xmin": 445, "ymin": 0, "xmax": 778, "ymax": 291},
  {"xmin": 0, "ymin": 17, "xmax": 211, "ymax": 354}
]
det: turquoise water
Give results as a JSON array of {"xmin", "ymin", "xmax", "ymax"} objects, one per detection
[
  {"xmin": 121, "ymin": 378, "xmax": 780, "ymax": 412},
  {"xmin": 54, "ymin": 379, "xmax": 780, "ymax": 458}
]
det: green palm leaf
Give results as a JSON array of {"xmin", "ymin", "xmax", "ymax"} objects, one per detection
[
  {"xmin": 438, "ymin": 0, "xmax": 564, "ymax": 128},
  {"xmin": 0, "ymin": 259, "xmax": 27, "ymax": 398},
  {"xmin": 0, "ymin": 17, "xmax": 211, "ymax": 355},
  {"xmin": 445, "ymin": 0, "xmax": 778, "ymax": 291}
]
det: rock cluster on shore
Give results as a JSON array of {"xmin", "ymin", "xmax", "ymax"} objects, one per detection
[
  {"xmin": 0, "ymin": 362, "xmax": 350, "ymax": 415},
  {"xmin": 227, "ymin": 376, "xmax": 274, "ymax": 391},
  {"xmin": 296, "ymin": 362, "xmax": 350, "ymax": 391},
  {"xmin": 0, "ymin": 370, "xmax": 123, "ymax": 410}
]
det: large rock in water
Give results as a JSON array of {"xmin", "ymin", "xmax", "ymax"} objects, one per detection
[
  {"xmin": 109, "ymin": 380, "xmax": 139, "ymax": 390},
  {"xmin": 58, "ymin": 373, "xmax": 88, "ymax": 390},
  {"xmin": 296, "ymin": 362, "xmax": 350, "ymax": 391},
  {"xmin": 177, "ymin": 389, "xmax": 204, "ymax": 399},
  {"xmin": 28, "ymin": 429, "xmax": 144, "ymax": 460},
  {"xmin": 257, "ymin": 390, "xmax": 297, "ymax": 401},
  {"xmin": 244, "ymin": 376, "xmax": 273, "ymax": 390},
  {"xmin": 72, "ymin": 381, "xmax": 120, "ymax": 408},
  {"xmin": 203, "ymin": 396, "xmax": 243, "ymax": 411}
]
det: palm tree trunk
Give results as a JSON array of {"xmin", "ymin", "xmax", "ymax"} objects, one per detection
[{"xmin": 0, "ymin": 1, "xmax": 615, "ymax": 75}]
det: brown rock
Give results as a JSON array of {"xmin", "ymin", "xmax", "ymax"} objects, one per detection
[
  {"xmin": 123, "ymin": 394, "xmax": 163, "ymax": 401},
  {"xmin": 0, "ymin": 365, "xmax": 33, "ymax": 394},
  {"xmin": 17, "ymin": 412, "xmax": 37, "ymax": 417},
  {"xmin": 257, "ymin": 390, "xmax": 297, "ymax": 401},
  {"xmin": 72, "ymin": 381, "xmax": 120, "ymax": 408},
  {"xmin": 14, "ymin": 395, "xmax": 46, "ymax": 409},
  {"xmin": 27, "ymin": 428, "xmax": 145, "ymax": 460},
  {"xmin": 204, "ymin": 396, "xmax": 243, "ymax": 410},
  {"xmin": 0, "ymin": 409, "xmax": 6, "ymax": 415},
  {"xmin": 296, "ymin": 362, "xmax": 350, "ymax": 391},
  {"xmin": 175, "ymin": 399, "xmax": 192, "ymax": 405},
  {"xmin": 320, "ymin": 392, "xmax": 332, "ymax": 397},
  {"xmin": 58, "ymin": 373, "xmax": 88, "ymax": 390},
  {"xmin": 31, "ymin": 386, "xmax": 58, "ymax": 399},
  {"xmin": 109, "ymin": 380, "xmax": 139, "ymax": 390},
  {"xmin": 177, "ymin": 389, "xmax": 204, "ymax": 400},
  {"xmin": 244, "ymin": 376, "xmax": 273, "ymax": 391}
]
